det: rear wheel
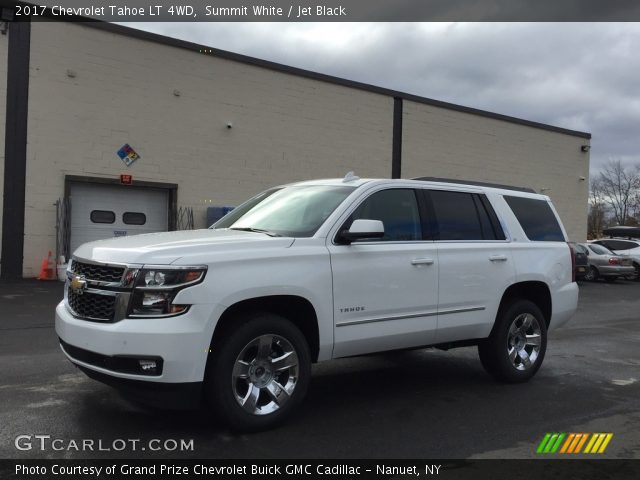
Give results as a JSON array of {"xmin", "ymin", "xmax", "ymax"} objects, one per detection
[
  {"xmin": 478, "ymin": 299, "xmax": 547, "ymax": 383},
  {"xmin": 584, "ymin": 266, "xmax": 598, "ymax": 282},
  {"xmin": 205, "ymin": 313, "xmax": 311, "ymax": 431}
]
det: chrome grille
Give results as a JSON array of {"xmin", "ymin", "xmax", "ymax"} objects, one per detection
[
  {"xmin": 70, "ymin": 260, "xmax": 124, "ymax": 283},
  {"xmin": 68, "ymin": 288, "xmax": 116, "ymax": 322}
]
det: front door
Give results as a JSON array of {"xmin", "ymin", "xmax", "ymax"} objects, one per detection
[{"xmin": 328, "ymin": 188, "xmax": 439, "ymax": 358}]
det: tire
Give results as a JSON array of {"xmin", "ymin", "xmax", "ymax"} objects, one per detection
[
  {"xmin": 205, "ymin": 312, "xmax": 311, "ymax": 431},
  {"xmin": 478, "ymin": 299, "xmax": 547, "ymax": 383},
  {"xmin": 584, "ymin": 266, "xmax": 598, "ymax": 282},
  {"xmin": 630, "ymin": 263, "xmax": 640, "ymax": 282}
]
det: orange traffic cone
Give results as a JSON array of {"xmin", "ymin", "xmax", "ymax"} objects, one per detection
[{"xmin": 37, "ymin": 251, "xmax": 56, "ymax": 280}]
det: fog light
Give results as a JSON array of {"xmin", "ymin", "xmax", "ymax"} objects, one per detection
[{"xmin": 139, "ymin": 359, "xmax": 158, "ymax": 374}]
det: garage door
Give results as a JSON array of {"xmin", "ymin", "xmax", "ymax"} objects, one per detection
[{"xmin": 69, "ymin": 183, "xmax": 169, "ymax": 255}]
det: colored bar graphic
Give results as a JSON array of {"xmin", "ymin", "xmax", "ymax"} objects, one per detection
[
  {"xmin": 536, "ymin": 433, "xmax": 552, "ymax": 454},
  {"xmin": 537, "ymin": 433, "xmax": 565, "ymax": 454},
  {"xmin": 598, "ymin": 433, "xmax": 613, "ymax": 453},
  {"xmin": 584, "ymin": 433, "xmax": 614, "ymax": 454},
  {"xmin": 537, "ymin": 433, "xmax": 613, "ymax": 454},
  {"xmin": 574, "ymin": 433, "xmax": 589, "ymax": 453},
  {"xmin": 584, "ymin": 434, "xmax": 598, "ymax": 453},
  {"xmin": 559, "ymin": 433, "xmax": 575, "ymax": 453},
  {"xmin": 550, "ymin": 433, "xmax": 565, "ymax": 453}
]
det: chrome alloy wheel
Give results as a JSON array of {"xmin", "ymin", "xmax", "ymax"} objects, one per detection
[
  {"xmin": 507, "ymin": 313, "xmax": 542, "ymax": 371},
  {"xmin": 231, "ymin": 334, "xmax": 299, "ymax": 415}
]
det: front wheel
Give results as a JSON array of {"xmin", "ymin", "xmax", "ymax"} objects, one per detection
[
  {"xmin": 205, "ymin": 313, "xmax": 311, "ymax": 431},
  {"xmin": 478, "ymin": 299, "xmax": 547, "ymax": 383}
]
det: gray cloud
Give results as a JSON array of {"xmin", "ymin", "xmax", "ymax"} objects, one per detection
[{"xmin": 123, "ymin": 22, "xmax": 640, "ymax": 174}]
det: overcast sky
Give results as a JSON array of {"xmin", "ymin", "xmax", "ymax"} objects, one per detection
[{"xmin": 126, "ymin": 22, "xmax": 640, "ymax": 175}]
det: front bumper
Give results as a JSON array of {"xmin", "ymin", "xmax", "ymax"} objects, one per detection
[
  {"xmin": 77, "ymin": 366, "xmax": 202, "ymax": 409},
  {"xmin": 55, "ymin": 300, "xmax": 221, "ymax": 384}
]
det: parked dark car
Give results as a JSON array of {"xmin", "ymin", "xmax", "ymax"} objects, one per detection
[{"xmin": 569, "ymin": 242, "xmax": 589, "ymax": 280}]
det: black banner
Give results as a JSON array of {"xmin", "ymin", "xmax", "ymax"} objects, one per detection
[
  {"xmin": 3, "ymin": 0, "xmax": 640, "ymax": 22},
  {"xmin": 2, "ymin": 460, "xmax": 640, "ymax": 480}
]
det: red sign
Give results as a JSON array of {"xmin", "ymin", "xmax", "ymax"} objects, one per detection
[{"xmin": 120, "ymin": 174, "xmax": 133, "ymax": 185}]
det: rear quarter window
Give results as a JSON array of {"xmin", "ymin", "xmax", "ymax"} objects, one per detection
[{"xmin": 504, "ymin": 196, "xmax": 564, "ymax": 242}]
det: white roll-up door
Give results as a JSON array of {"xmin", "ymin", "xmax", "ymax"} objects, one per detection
[{"xmin": 69, "ymin": 183, "xmax": 169, "ymax": 254}]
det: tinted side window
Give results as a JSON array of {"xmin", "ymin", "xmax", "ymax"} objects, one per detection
[
  {"xmin": 504, "ymin": 196, "xmax": 564, "ymax": 242},
  {"xmin": 90, "ymin": 210, "xmax": 115, "ymax": 224},
  {"xmin": 429, "ymin": 190, "xmax": 486, "ymax": 240},
  {"xmin": 347, "ymin": 189, "xmax": 421, "ymax": 242}
]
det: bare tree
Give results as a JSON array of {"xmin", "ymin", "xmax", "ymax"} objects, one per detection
[
  {"xmin": 588, "ymin": 176, "xmax": 608, "ymax": 238},
  {"xmin": 598, "ymin": 160, "xmax": 640, "ymax": 226}
]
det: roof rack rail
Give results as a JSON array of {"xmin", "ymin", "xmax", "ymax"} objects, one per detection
[{"xmin": 411, "ymin": 177, "xmax": 537, "ymax": 194}]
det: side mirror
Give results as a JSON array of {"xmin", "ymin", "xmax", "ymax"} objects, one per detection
[{"xmin": 338, "ymin": 219, "xmax": 385, "ymax": 244}]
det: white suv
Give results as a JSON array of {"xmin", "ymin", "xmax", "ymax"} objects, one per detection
[{"xmin": 55, "ymin": 175, "xmax": 579, "ymax": 430}]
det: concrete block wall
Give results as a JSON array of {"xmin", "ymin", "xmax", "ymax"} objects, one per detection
[
  {"xmin": 401, "ymin": 100, "xmax": 590, "ymax": 241},
  {"xmin": 23, "ymin": 22, "xmax": 394, "ymax": 276},
  {"xmin": 0, "ymin": 32, "xmax": 7, "ymax": 275}
]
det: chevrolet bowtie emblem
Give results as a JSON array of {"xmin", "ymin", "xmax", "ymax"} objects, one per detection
[{"xmin": 70, "ymin": 275, "xmax": 87, "ymax": 295}]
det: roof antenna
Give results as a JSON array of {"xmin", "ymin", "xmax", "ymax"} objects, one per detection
[{"xmin": 343, "ymin": 171, "xmax": 360, "ymax": 183}]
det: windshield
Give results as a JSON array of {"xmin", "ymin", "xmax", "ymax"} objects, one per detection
[{"xmin": 212, "ymin": 185, "xmax": 356, "ymax": 237}]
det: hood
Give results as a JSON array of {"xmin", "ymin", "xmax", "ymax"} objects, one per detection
[{"xmin": 72, "ymin": 229, "xmax": 295, "ymax": 265}]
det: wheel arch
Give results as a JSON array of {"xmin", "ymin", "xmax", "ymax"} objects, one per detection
[
  {"xmin": 497, "ymin": 281, "xmax": 552, "ymax": 329},
  {"xmin": 210, "ymin": 295, "xmax": 320, "ymax": 362}
]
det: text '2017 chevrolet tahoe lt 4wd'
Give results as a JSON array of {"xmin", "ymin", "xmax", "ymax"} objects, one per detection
[{"xmin": 56, "ymin": 175, "xmax": 578, "ymax": 430}]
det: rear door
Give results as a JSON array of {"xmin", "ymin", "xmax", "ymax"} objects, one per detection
[{"xmin": 424, "ymin": 189, "xmax": 516, "ymax": 343}]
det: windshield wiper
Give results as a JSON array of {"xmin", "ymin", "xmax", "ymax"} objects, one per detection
[{"xmin": 228, "ymin": 227, "xmax": 282, "ymax": 237}]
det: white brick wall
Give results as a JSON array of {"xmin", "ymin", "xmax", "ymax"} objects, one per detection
[
  {"xmin": 23, "ymin": 22, "xmax": 394, "ymax": 276},
  {"xmin": 18, "ymin": 22, "xmax": 589, "ymax": 277},
  {"xmin": 401, "ymin": 101, "xmax": 590, "ymax": 241},
  {"xmin": 0, "ymin": 32, "xmax": 7, "ymax": 275}
]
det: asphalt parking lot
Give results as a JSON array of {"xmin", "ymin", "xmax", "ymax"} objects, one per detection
[{"xmin": 1, "ymin": 279, "xmax": 638, "ymax": 459}]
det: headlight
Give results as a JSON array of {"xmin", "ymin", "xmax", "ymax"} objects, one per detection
[
  {"xmin": 138, "ymin": 268, "xmax": 205, "ymax": 288},
  {"xmin": 129, "ymin": 266, "xmax": 206, "ymax": 318}
]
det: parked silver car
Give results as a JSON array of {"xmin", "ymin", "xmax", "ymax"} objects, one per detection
[
  {"xmin": 581, "ymin": 243, "xmax": 634, "ymax": 282},
  {"xmin": 592, "ymin": 238, "xmax": 640, "ymax": 281}
]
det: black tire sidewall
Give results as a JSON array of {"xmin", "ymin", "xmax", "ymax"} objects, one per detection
[
  {"xmin": 205, "ymin": 313, "xmax": 311, "ymax": 431},
  {"xmin": 480, "ymin": 299, "xmax": 548, "ymax": 383}
]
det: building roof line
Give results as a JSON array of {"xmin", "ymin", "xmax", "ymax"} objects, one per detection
[{"xmin": 50, "ymin": 19, "xmax": 591, "ymax": 140}]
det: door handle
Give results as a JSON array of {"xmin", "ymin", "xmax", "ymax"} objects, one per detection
[
  {"xmin": 489, "ymin": 255, "xmax": 508, "ymax": 262},
  {"xmin": 411, "ymin": 258, "xmax": 434, "ymax": 266}
]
